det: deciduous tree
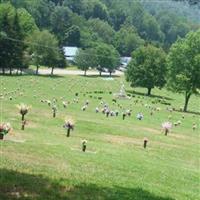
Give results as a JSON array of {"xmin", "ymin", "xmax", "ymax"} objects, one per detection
[
  {"xmin": 126, "ymin": 45, "xmax": 166, "ymax": 96},
  {"xmin": 167, "ymin": 29, "xmax": 200, "ymax": 112},
  {"xmin": 27, "ymin": 30, "xmax": 62, "ymax": 75},
  {"xmin": 95, "ymin": 43, "xmax": 120, "ymax": 76},
  {"xmin": 75, "ymin": 48, "xmax": 96, "ymax": 76},
  {"xmin": 114, "ymin": 25, "xmax": 144, "ymax": 56}
]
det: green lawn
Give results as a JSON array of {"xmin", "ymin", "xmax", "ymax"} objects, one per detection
[{"xmin": 0, "ymin": 74, "xmax": 199, "ymax": 200}]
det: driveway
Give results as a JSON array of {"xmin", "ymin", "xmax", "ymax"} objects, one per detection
[{"xmin": 36, "ymin": 69, "xmax": 124, "ymax": 76}]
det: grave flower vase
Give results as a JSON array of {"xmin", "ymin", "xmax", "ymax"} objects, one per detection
[
  {"xmin": 0, "ymin": 133, "xmax": 4, "ymax": 140},
  {"xmin": 67, "ymin": 128, "xmax": 70, "ymax": 137}
]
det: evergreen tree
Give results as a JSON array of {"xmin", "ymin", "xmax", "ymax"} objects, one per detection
[
  {"xmin": 10, "ymin": 13, "xmax": 25, "ymax": 74},
  {"xmin": 0, "ymin": 3, "xmax": 25, "ymax": 75},
  {"xmin": 0, "ymin": 14, "xmax": 11, "ymax": 74}
]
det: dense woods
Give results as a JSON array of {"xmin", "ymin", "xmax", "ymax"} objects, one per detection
[{"xmin": 1, "ymin": 0, "xmax": 199, "ymax": 50}]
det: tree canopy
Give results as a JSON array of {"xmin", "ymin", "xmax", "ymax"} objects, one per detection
[
  {"xmin": 75, "ymin": 48, "xmax": 96, "ymax": 75},
  {"xmin": 0, "ymin": 2, "xmax": 26, "ymax": 74},
  {"xmin": 95, "ymin": 43, "xmax": 120, "ymax": 76},
  {"xmin": 167, "ymin": 29, "xmax": 200, "ymax": 111},
  {"xmin": 5, "ymin": 0, "xmax": 198, "ymax": 50},
  {"xmin": 50, "ymin": 5, "xmax": 72, "ymax": 45},
  {"xmin": 126, "ymin": 45, "xmax": 167, "ymax": 95},
  {"xmin": 27, "ymin": 30, "xmax": 66, "ymax": 75},
  {"xmin": 114, "ymin": 25, "xmax": 144, "ymax": 56}
]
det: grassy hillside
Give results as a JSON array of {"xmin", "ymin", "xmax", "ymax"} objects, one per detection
[{"xmin": 0, "ymin": 75, "xmax": 199, "ymax": 200}]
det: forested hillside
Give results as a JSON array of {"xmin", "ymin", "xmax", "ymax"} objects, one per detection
[
  {"xmin": 0, "ymin": 0, "xmax": 199, "ymax": 73},
  {"xmin": 2, "ymin": 0, "xmax": 200, "ymax": 48}
]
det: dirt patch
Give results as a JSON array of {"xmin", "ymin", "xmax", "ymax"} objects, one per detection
[
  {"xmin": 5, "ymin": 138, "xmax": 26, "ymax": 143},
  {"xmin": 152, "ymin": 140, "xmax": 180, "ymax": 149},
  {"xmin": 104, "ymin": 134, "xmax": 182, "ymax": 149},
  {"xmin": 140, "ymin": 126, "xmax": 190, "ymax": 141},
  {"xmin": 169, "ymin": 133, "xmax": 187, "ymax": 139},
  {"xmin": 9, "ymin": 117, "xmax": 18, "ymax": 121},
  {"xmin": 104, "ymin": 134, "xmax": 141, "ymax": 146},
  {"xmin": 44, "ymin": 142, "xmax": 59, "ymax": 146},
  {"xmin": 26, "ymin": 120, "xmax": 38, "ymax": 129},
  {"xmin": 70, "ymin": 147, "xmax": 97, "ymax": 154},
  {"xmin": 2, "ymin": 151, "xmax": 68, "ymax": 171},
  {"xmin": 5, "ymin": 189, "xmax": 38, "ymax": 199},
  {"xmin": 4, "ymin": 132, "xmax": 26, "ymax": 143},
  {"xmin": 141, "ymin": 127, "xmax": 161, "ymax": 134}
]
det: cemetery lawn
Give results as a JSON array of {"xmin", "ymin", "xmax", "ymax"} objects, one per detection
[{"xmin": 0, "ymin": 74, "xmax": 199, "ymax": 200}]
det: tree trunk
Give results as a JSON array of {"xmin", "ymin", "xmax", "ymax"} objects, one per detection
[
  {"xmin": 183, "ymin": 92, "xmax": 191, "ymax": 112},
  {"xmin": 51, "ymin": 67, "xmax": 54, "ymax": 75},
  {"xmin": 20, "ymin": 67, "xmax": 23, "ymax": 75},
  {"xmin": 147, "ymin": 88, "xmax": 152, "ymax": 96},
  {"xmin": 9, "ymin": 67, "xmax": 12, "ymax": 75},
  {"xmin": 84, "ymin": 70, "xmax": 87, "ymax": 76},
  {"xmin": 36, "ymin": 65, "xmax": 39, "ymax": 75},
  {"xmin": 99, "ymin": 71, "xmax": 102, "ymax": 76},
  {"xmin": 22, "ymin": 114, "xmax": 24, "ymax": 121},
  {"xmin": 109, "ymin": 71, "xmax": 112, "ymax": 77},
  {"xmin": 0, "ymin": 133, "xmax": 4, "ymax": 140},
  {"xmin": 2, "ymin": 67, "xmax": 5, "ymax": 75},
  {"xmin": 82, "ymin": 144, "xmax": 86, "ymax": 152}
]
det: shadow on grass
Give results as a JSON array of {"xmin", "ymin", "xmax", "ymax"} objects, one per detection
[
  {"xmin": 0, "ymin": 168, "xmax": 175, "ymax": 200},
  {"xmin": 0, "ymin": 73, "xmax": 64, "ymax": 79},
  {"xmin": 126, "ymin": 90, "xmax": 173, "ymax": 101},
  {"xmin": 79, "ymin": 74, "xmax": 121, "ymax": 78},
  {"xmin": 24, "ymin": 69, "xmax": 65, "ymax": 78},
  {"xmin": 174, "ymin": 109, "xmax": 200, "ymax": 115}
]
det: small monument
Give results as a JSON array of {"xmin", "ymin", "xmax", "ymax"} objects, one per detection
[{"xmin": 114, "ymin": 82, "xmax": 130, "ymax": 99}]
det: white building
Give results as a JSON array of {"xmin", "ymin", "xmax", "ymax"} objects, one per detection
[
  {"xmin": 63, "ymin": 46, "xmax": 79, "ymax": 62},
  {"xmin": 119, "ymin": 57, "xmax": 132, "ymax": 71}
]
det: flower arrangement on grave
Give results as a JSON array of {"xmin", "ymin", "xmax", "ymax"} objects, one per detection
[
  {"xmin": 17, "ymin": 103, "xmax": 30, "ymax": 121},
  {"xmin": 63, "ymin": 118, "xmax": 75, "ymax": 137},
  {"xmin": 0, "ymin": 123, "xmax": 11, "ymax": 140},
  {"xmin": 52, "ymin": 104, "xmax": 57, "ymax": 118},
  {"xmin": 136, "ymin": 113, "xmax": 143, "ymax": 120},
  {"xmin": 162, "ymin": 122, "xmax": 172, "ymax": 136},
  {"xmin": 82, "ymin": 139, "xmax": 87, "ymax": 152}
]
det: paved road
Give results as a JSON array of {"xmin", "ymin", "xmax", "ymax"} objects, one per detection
[{"xmin": 35, "ymin": 69, "xmax": 124, "ymax": 76}]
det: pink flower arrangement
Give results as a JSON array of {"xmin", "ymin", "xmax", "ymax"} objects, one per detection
[
  {"xmin": 0, "ymin": 123, "xmax": 11, "ymax": 139},
  {"xmin": 162, "ymin": 122, "xmax": 172, "ymax": 135}
]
